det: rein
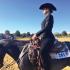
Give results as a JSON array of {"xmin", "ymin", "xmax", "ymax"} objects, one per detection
[{"xmin": 28, "ymin": 38, "xmax": 44, "ymax": 70}]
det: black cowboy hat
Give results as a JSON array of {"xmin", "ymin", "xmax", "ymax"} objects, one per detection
[{"xmin": 39, "ymin": 3, "xmax": 56, "ymax": 11}]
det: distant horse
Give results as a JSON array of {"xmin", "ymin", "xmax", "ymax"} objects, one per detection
[
  {"xmin": 0, "ymin": 39, "xmax": 29, "ymax": 68},
  {"xmin": 18, "ymin": 39, "xmax": 70, "ymax": 70}
]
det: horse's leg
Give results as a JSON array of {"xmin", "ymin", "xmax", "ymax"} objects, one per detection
[{"xmin": 0, "ymin": 44, "xmax": 6, "ymax": 68}]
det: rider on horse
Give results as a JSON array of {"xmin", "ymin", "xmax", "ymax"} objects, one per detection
[{"xmin": 32, "ymin": 3, "xmax": 56, "ymax": 70}]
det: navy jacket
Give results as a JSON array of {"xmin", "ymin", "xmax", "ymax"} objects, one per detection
[{"xmin": 36, "ymin": 15, "xmax": 55, "ymax": 39}]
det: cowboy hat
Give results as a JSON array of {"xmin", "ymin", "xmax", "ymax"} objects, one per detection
[{"xmin": 39, "ymin": 3, "xmax": 56, "ymax": 11}]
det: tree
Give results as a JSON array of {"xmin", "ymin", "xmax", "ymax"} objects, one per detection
[
  {"xmin": 26, "ymin": 32, "xmax": 31, "ymax": 37},
  {"xmin": 5, "ymin": 30, "xmax": 10, "ymax": 35},
  {"xmin": 15, "ymin": 30, "xmax": 21, "ymax": 37},
  {"xmin": 68, "ymin": 33, "xmax": 70, "ymax": 37},
  {"xmin": 54, "ymin": 32, "xmax": 61, "ymax": 37},
  {"xmin": 21, "ymin": 33, "xmax": 26, "ymax": 37},
  {"xmin": 62, "ymin": 31, "xmax": 67, "ymax": 36}
]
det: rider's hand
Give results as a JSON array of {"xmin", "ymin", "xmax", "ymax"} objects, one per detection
[{"xmin": 32, "ymin": 34, "xmax": 37, "ymax": 40}]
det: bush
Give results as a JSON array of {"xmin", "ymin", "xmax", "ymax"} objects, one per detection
[
  {"xmin": 15, "ymin": 30, "xmax": 21, "ymax": 37},
  {"xmin": 62, "ymin": 31, "xmax": 67, "ymax": 36}
]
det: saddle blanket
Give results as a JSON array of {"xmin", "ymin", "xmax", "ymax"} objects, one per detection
[{"xmin": 50, "ymin": 46, "xmax": 70, "ymax": 59}]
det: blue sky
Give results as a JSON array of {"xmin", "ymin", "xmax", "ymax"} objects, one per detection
[{"xmin": 0, "ymin": 0, "xmax": 70, "ymax": 33}]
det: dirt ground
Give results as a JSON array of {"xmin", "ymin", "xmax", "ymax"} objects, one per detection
[
  {"xmin": 1, "ymin": 54, "xmax": 70, "ymax": 70},
  {"xmin": 0, "ymin": 54, "xmax": 19, "ymax": 70}
]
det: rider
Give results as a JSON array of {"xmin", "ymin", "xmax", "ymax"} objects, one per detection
[{"xmin": 32, "ymin": 3, "xmax": 56, "ymax": 70}]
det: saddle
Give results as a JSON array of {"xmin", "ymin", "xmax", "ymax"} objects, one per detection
[
  {"xmin": 51, "ymin": 39, "xmax": 67, "ymax": 53},
  {"xmin": 50, "ymin": 39, "xmax": 70, "ymax": 59}
]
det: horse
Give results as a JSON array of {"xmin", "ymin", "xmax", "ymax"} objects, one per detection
[
  {"xmin": 18, "ymin": 39, "xmax": 70, "ymax": 70},
  {"xmin": 0, "ymin": 39, "xmax": 29, "ymax": 68},
  {"xmin": 0, "ymin": 38, "xmax": 70, "ymax": 70}
]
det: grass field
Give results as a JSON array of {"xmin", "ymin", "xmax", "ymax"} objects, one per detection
[
  {"xmin": 16, "ymin": 37, "xmax": 70, "ymax": 42},
  {"xmin": 1, "ymin": 37, "xmax": 70, "ymax": 70},
  {"xmin": 57, "ymin": 37, "xmax": 70, "ymax": 42}
]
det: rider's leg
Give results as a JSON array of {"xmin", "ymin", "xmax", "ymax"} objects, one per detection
[{"xmin": 40, "ymin": 38, "xmax": 54, "ymax": 70}]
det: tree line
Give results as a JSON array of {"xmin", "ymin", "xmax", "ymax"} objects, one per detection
[
  {"xmin": 54, "ymin": 31, "xmax": 70, "ymax": 37},
  {"xmin": 0, "ymin": 30, "xmax": 70, "ymax": 38},
  {"xmin": 0, "ymin": 30, "xmax": 33, "ymax": 38}
]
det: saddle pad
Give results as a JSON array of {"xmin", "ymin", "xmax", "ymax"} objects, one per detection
[{"xmin": 49, "ymin": 46, "xmax": 70, "ymax": 59}]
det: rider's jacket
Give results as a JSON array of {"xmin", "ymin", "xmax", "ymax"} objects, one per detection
[{"xmin": 36, "ymin": 14, "xmax": 55, "ymax": 40}]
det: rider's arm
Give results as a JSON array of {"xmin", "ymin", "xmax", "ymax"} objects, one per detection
[{"xmin": 36, "ymin": 15, "xmax": 54, "ymax": 37}]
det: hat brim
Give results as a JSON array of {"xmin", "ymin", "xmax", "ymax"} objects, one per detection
[{"xmin": 39, "ymin": 3, "xmax": 56, "ymax": 11}]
